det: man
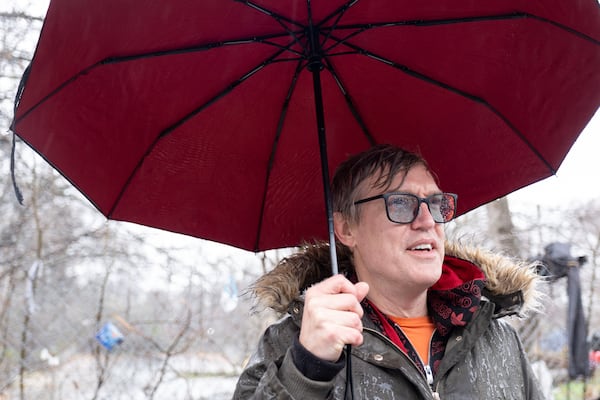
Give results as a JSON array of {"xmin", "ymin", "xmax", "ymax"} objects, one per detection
[{"xmin": 233, "ymin": 144, "xmax": 544, "ymax": 399}]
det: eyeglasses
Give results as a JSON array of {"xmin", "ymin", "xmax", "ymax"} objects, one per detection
[{"xmin": 353, "ymin": 192, "xmax": 458, "ymax": 224}]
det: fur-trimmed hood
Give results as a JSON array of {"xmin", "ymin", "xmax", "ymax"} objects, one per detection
[{"xmin": 251, "ymin": 241, "xmax": 543, "ymax": 318}]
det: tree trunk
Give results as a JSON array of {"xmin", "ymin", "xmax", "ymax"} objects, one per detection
[{"xmin": 486, "ymin": 197, "xmax": 520, "ymax": 256}]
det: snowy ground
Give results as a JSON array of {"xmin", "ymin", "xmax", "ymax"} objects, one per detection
[{"xmin": 3, "ymin": 353, "xmax": 241, "ymax": 399}]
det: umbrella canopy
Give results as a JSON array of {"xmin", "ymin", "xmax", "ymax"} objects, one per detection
[{"xmin": 12, "ymin": 0, "xmax": 600, "ymax": 252}]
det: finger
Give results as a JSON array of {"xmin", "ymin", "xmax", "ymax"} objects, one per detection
[
  {"xmin": 311, "ymin": 274, "xmax": 358, "ymax": 297},
  {"xmin": 307, "ymin": 307, "xmax": 364, "ymax": 332},
  {"xmin": 326, "ymin": 325, "xmax": 364, "ymax": 348},
  {"xmin": 299, "ymin": 313, "xmax": 364, "ymax": 360},
  {"xmin": 305, "ymin": 291, "xmax": 361, "ymax": 311},
  {"xmin": 301, "ymin": 325, "xmax": 363, "ymax": 361},
  {"xmin": 355, "ymin": 282, "xmax": 369, "ymax": 303}
]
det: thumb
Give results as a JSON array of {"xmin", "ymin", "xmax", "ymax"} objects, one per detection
[{"xmin": 354, "ymin": 282, "xmax": 369, "ymax": 302}]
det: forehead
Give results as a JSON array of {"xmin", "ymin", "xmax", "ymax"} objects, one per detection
[{"xmin": 360, "ymin": 164, "xmax": 440, "ymax": 196}]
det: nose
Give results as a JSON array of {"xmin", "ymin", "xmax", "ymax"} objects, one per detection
[{"xmin": 412, "ymin": 202, "xmax": 436, "ymax": 228}]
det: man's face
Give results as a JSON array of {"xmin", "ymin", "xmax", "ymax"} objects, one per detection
[{"xmin": 338, "ymin": 164, "xmax": 445, "ymax": 299}]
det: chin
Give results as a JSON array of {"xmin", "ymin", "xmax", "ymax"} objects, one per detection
[{"xmin": 422, "ymin": 268, "xmax": 443, "ymax": 286}]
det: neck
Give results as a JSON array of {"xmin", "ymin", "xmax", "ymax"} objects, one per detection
[
  {"xmin": 352, "ymin": 261, "xmax": 433, "ymax": 318},
  {"xmin": 365, "ymin": 287, "xmax": 429, "ymax": 318}
]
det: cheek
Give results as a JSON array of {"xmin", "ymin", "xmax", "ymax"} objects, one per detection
[
  {"xmin": 435, "ymin": 226, "xmax": 446, "ymax": 258},
  {"xmin": 436, "ymin": 225, "xmax": 446, "ymax": 240},
  {"xmin": 439, "ymin": 230, "xmax": 446, "ymax": 249}
]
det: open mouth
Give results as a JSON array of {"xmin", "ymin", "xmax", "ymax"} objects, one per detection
[{"xmin": 410, "ymin": 243, "xmax": 433, "ymax": 251}]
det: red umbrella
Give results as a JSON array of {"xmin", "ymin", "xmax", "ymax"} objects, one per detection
[{"xmin": 11, "ymin": 1, "xmax": 600, "ymax": 260}]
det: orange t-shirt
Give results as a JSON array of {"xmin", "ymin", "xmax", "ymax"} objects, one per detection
[{"xmin": 389, "ymin": 315, "xmax": 436, "ymax": 366}]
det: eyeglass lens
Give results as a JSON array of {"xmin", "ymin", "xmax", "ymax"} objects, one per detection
[{"xmin": 386, "ymin": 193, "xmax": 456, "ymax": 223}]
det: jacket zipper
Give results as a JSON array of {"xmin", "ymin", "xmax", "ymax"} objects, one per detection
[
  {"xmin": 423, "ymin": 331, "xmax": 440, "ymax": 399},
  {"xmin": 363, "ymin": 327, "xmax": 441, "ymax": 399},
  {"xmin": 424, "ymin": 365, "xmax": 434, "ymax": 386},
  {"xmin": 417, "ymin": 328, "xmax": 440, "ymax": 399}
]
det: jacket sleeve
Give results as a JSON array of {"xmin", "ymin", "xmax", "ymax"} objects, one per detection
[
  {"xmin": 492, "ymin": 319, "xmax": 547, "ymax": 400},
  {"xmin": 512, "ymin": 327, "xmax": 546, "ymax": 400},
  {"xmin": 232, "ymin": 316, "xmax": 337, "ymax": 400}
]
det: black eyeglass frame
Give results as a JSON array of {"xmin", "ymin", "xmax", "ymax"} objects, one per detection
[{"xmin": 353, "ymin": 192, "xmax": 458, "ymax": 224}]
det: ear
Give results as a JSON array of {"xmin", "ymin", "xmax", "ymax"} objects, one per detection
[{"xmin": 334, "ymin": 211, "xmax": 356, "ymax": 248}]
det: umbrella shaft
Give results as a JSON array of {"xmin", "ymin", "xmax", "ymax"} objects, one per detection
[{"xmin": 310, "ymin": 66, "xmax": 339, "ymax": 276}]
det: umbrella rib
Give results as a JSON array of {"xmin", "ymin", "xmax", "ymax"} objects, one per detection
[
  {"xmin": 326, "ymin": 12, "xmax": 531, "ymax": 31},
  {"xmin": 100, "ymin": 33, "xmax": 300, "ymax": 65},
  {"xmin": 322, "ymin": 58, "xmax": 376, "ymax": 147},
  {"xmin": 236, "ymin": 0, "xmax": 312, "ymax": 54},
  {"xmin": 156, "ymin": 45, "xmax": 299, "ymax": 139},
  {"xmin": 529, "ymin": 14, "xmax": 600, "ymax": 45},
  {"xmin": 316, "ymin": 0, "xmax": 360, "ymax": 48},
  {"xmin": 235, "ymin": 0, "xmax": 305, "ymax": 30},
  {"xmin": 339, "ymin": 41, "xmax": 557, "ymax": 174},
  {"xmin": 13, "ymin": 62, "xmax": 98, "ymax": 125},
  {"xmin": 316, "ymin": 0, "xmax": 360, "ymax": 30},
  {"xmin": 106, "ymin": 48, "xmax": 292, "ymax": 218},
  {"xmin": 254, "ymin": 60, "xmax": 304, "ymax": 251},
  {"xmin": 12, "ymin": 33, "xmax": 300, "ymax": 125},
  {"xmin": 321, "ymin": 12, "xmax": 600, "ymax": 54}
]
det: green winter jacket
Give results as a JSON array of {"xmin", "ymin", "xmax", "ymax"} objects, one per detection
[{"xmin": 233, "ymin": 242, "xmax": 545, "ymax": 400}]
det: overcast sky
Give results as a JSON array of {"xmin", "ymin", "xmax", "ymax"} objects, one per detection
[{"xmin": 508, "ymin": 108, "xmax": 600, "ymax": 208}]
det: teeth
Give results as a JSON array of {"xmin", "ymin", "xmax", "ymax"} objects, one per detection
[{"xmin": 412, "ymin": 244, "xmax": 432, "ymax": 251}]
